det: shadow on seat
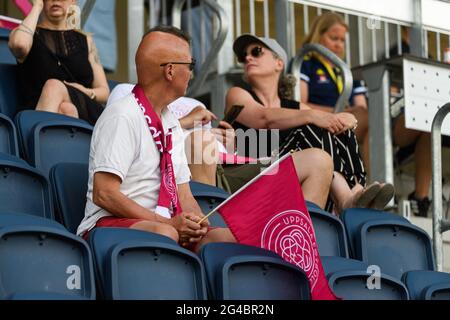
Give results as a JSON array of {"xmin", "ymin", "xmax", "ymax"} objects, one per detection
[
  {"xmin": 88, "ymin": 227, "xmax": 207, "ymax": 300},
  {"xmin": 0, "ymin": 153, "xmax": 53, "ymax": 219},
  {"xmin": 0, "ymin": 223, "xmax": 95, "ymax": 300},
  {"xmin": 50, "ymin": 162, "xmax": 88, "ymax": 234},
  {"xmin": 403, "ymin": 270, "xmax": 450, "ymax": 300},
  {"xmin": 321, "ymin": 256, "xmax": 409, "ymax": 300},
  {"xmin": 200, "ymin": 242, "xmax": 311, "ymax": 300},
  {"xmin": 0, "ymin": 113, "xmax": 18, "ymax": 156},
  {"xmin": 0, "ymin": 63, "xmax": 19, "ymax": 119},
  {"xmin": 306, "ymin": 201, "xmax": 349, "ymax": 258},
  {"xmin": 15, "ymin": 110, "xmax": 93, "ymax": 177}
]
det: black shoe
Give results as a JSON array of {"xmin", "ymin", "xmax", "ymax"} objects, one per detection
[{"xmin": 408, "ymin": 192, "xmax": 431, "ymax": 217}]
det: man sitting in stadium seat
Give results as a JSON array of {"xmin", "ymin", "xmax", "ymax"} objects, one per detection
[
  {"xmin": 76, "ymin": 26, "xmax": 340, "ymax": 253},
  {"xmin": 76, "ymin": 26, "xmax": 237, "ymax": 251}
]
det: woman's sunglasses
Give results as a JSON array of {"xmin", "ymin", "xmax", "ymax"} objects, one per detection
[{"xmin": 237, "ymin": 46, "xmax": 264, "ymax": 63}]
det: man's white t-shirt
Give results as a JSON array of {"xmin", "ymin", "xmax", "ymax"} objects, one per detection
[{"xmin": 76, "ymin": 92, "xmax": 191, "ymax": 236}]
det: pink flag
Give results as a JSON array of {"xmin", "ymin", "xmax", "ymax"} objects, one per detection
[
  {"xmin": 217, "ymin": 155, "xmax": 338, "ymax": 300},
  {"xmin": 14, "ymin": 0, "xmax": 33, "ymax": 16},
  {"xmin": 0, "ymin": 15, "xmax": 21, "ymax": 30}
]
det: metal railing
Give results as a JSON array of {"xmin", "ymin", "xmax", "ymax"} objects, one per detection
[
  {"xmin": 172, "ymin": 0, "xmax": 229, "ymax": 97},
  {"xmin": 231, "ymin": 0, "xmax": 450, "ymax": 69},
  {"xmin": 432, "ymin": 102, "xmax": 450, "ymax": 271},
  {"xmin": 291, "ymin": 44, "xmax": 353, "ymax": 113}
]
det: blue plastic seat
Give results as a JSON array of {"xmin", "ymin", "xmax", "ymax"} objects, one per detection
[
  {"xmin": 341, "ymin": 208, "xmax": 409, "ymax": 258},
  {"xmin": 0, "ymin": 113, "xmax": 18, "ymax": 156},
  {"xmin": 88, "ymin": 227, "xmax": 207, "ymax": 300},
  {"xmin": 403, "ymin": 270, "xmax": 450, "ymax": 300},
  {"xmin": 199, "ymin": 242, "xmax": 311, "ymax": 300},
  {"xmin": 15, "ymin": 110, "xmax": 93, "ymax": 176},
  {"xmin": 50, "ymin": 162, "xmax": 88, "ymax": 234},
  {"xmin": 343, "ymin": 209, "xmax": 434, "ymax": 279},
  {"xmin": 190, "ymin": 181, "xmax": 229, "ymax": 228},
  {"xmin": 0, "ymin": 63, "xmax": 19, "ymax": 119},
  {"xmin": 321, "ymin": 256, "xmax": 409, "ymax": 300},
  {"xmin": 0, "ymin": 28, "xmax": 15, "ymax": 64},
  {"xmin": 0, "ymin": 225, "xmax": 95, "ymax": 300},
  {"xmin": 0, "ymin": 212, "xmax": 66, "ymax": 231},
  {"xmin": 0, "ymin": 153, "xmax": 53, "ymax": 219},
  {"xmin": 306, "ymin": 202, "xmax": 349, "ymax": 258},
  {"xmin": 358, "ymin": 220, "xmax": 435, "ymax": 279}
]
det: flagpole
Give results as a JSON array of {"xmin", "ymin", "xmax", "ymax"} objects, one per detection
[{"xmin": 198, "ymin": 153, "xmax": 291, "ymax": 225}]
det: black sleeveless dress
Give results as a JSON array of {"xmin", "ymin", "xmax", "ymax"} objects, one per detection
[
  {"xmin": 234, "ymin": 86, "xmax": 367, "ymax": 211},
  {"xmin": 18, "ymin": 27, "xmax": 103, "ymax": 125}
]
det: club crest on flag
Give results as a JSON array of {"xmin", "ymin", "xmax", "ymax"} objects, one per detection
[{"xmin": 261, "ymin": 209, "xmax": 320, "ymax": 289}]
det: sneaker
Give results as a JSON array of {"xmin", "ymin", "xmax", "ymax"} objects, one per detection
[{"xmin": 408, "ymin": 192, "xmax": 431, "ymax": 217}]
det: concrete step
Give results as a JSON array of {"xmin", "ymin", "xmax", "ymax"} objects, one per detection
[{"xmin": 409, "ymin": 216, "xmax": 450, "ymax": 273}]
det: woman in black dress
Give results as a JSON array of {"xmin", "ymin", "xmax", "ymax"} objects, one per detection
[
  {"xmin": 227, "ymin": 34, "xmax": 394, "ymax": 214},
  {"xmin": 8, "ymin": 0, "xmax": 109, "ymax": 125}
]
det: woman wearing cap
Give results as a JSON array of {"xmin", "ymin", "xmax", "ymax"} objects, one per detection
[
  {"xmin": 301, "ymin": 12, "xmax": 370, "ymax": 173},
  {"xmin": 226, "ymin": 34, "xmax": 394, "ymax": 214}
]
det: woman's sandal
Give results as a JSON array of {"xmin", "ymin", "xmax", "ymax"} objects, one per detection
[
  {"xmin": 370, "ymin": 183, "xmax": 395, "ymax": 210},
  {"xmin": 353, "ymin": 182, "xmax": 382, "ymax": 208}
]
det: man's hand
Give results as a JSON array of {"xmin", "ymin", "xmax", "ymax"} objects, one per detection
[
  {"xmin": 169, "ymin": 212, "xmax": 208, "ymax": 244},
  {"xmin": 308, "ymin": 110, "xmax": 345, "ymax": 135},
  {"xmin": 179, "ymin": 106, "xmax": 217, "ymax": 130},
  {"xmin": 211, "ymin": 121, "xmax": 236, "ymax": 153}
]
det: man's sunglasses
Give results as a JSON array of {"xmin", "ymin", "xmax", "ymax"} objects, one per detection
[
  {"xmin": 160, "ymin": 59, "xmax": 196, "ymax": 71},
  {"xmin": 237, "ymin": 46, "xmax": 264, "ymax": 63}
]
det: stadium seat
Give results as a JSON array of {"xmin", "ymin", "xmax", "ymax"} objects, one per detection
[
  {"xmin": 199, "ymin": 242, "xmax": 311, "ymax": 300},
  {"xmin": 403, "ymin": 270, "xmax": 450, "ymax": 300},
  {"xmin": 321, "ymin": 256, "xmax": 409, "ymax": 300},
  {"xmin": 0, "ymin": 225, "xmax": 95, "ymax": 300},
  {"xmin": 341, "ymin": 208, "xmax": 409, "ymax": 258},
  {"xmin": 0, "ymin": 153, "xmax": 53, "ymax": 219},
  {"xmin": 0, "ymin": 113, "xmax": 18, "ymax": 156},
  {"xmin": 0, "ymin": 212, "xmax": 66, "ymax": 231},
  {"xmin": 0, "ymin": 28, "xmax": 15, "ymax": 64},
  {"xmin": 190, "ymin": 181, "xmax": 229, "ymax": 228},
  {"xmin": 0, "ymin": 63, "xmax": 19, "ymax": 119},
  {"xmin": 107, "ymin": 79, "xmax": 121, "ymax": 92},
  {"xmin": 354, "ymin": 219, "xmax": 434, "ymax": 279},
  {"xmin": 50, "ymin": 163, "xmax": 88, "ymax": 234},
  {"xmin": 88, "ymin": 227, "xmax": 207, "ymax": 300},
  {"xmin": 15, "ymin": 110, "xmax": 93, "ymax": 176},
  {"xmin": 306, "ymin": 201, "xmax": 349, "ymax": 258}
]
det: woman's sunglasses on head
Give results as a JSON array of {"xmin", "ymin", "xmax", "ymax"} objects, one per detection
[{"xmin": 238, "ymin": 46, "xmax": 264, "ymax": 63}]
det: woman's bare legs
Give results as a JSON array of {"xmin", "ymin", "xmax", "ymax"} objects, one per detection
[
  {"xmin": 185, "ymin": 130, "xmax": 218, "ymax": 186},
  {"xmin": 394, "ymin": 115, "xmax": 431, "ymax": 199},
  {"xmin": 36, "ymin": 79, "xmax": 79, "ymax": 118}
]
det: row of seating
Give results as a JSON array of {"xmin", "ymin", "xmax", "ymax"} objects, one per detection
[
  {"xmin": 1, "ymin": 149, "xmax": 450, "ymax": 299},
  {"xmin": 0, "ymin": 212, "xmax": 312, "ymax": 300},
  {"xmin": 0, "ymin": 91, "xmax": 449, "ymax": 299}
]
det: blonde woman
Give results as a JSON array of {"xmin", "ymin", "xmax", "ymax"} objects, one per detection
[
  {"xmin": 9, "ymin": 0, "xmax": 109, "ymax": 125},
  {"xmin": 301, "ymin": 12, "xmax": 370, "ymax": 171}
]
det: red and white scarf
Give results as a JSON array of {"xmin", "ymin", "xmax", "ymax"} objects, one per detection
[{"xmin": 132, "ymin": 85, "xmax": 181, "ymax": 217}]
